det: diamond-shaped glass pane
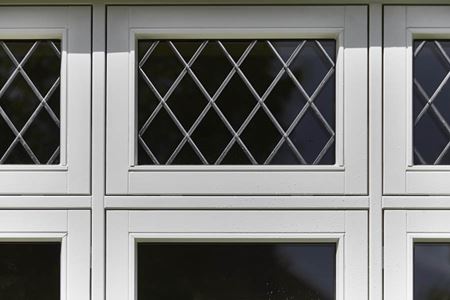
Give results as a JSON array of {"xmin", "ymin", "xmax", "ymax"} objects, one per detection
[
  {"xmin": 413, "ymin": 40, "xmax": 450, "ymax": 165},
  {"xmin": 0, "ymin": 40, "xmax": 61, "ymax": 165},
  {"xmin": 137, "ymin": 39, "xmax": 336, "ymax": 165}
]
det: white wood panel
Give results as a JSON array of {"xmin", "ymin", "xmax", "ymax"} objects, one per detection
[
  {"xmin": 343, "ymin": 5, "xmax": 368, "ymax": 194},
  {"xmin": 0, "ymin": 210, "xmax": 67, "ymax": 231},
  {"xmin": 345, "ymin": 211, "xmax": 368, "ymax": 300},
  {"xmin": 406, "ymin": 6, "xmax": 450, "ymax": 27},
  {"xmin": 129, "ymin": 6, "xmax": 346, "ymax": 28},
  {"xmin": 128, "ymin": 171, "xmax": 345, "ymax": 195},
  {"xmin": 129, "ymin": 210, "xmax": 346, "ymax": 233},
  {"xmin": 106, "ymin": 211, "xmax": 129, "ymax": 300},
  {"xmin": 407, "ymin": 210, "xmax": 450, "ymax": 232},
  {"xmin": 384, "ymin": 6, "xmax": 407, "ymax": 194},
  {"xmin": 105, "ymin": 195, "xmax": 369, "ymax": 208},
  {"xmin": 66, "ymin": 6, "xmax": 91, "ymax": 194},
  {"xmin": 67, "ymin": 211, "xmax": 91, "ymax": 300},
  {"xmin": 384, "ymin": 210, "xmax": 407, "ymax": 300},
  {"xmin": 106, "ymin": 6, "xmax": 130, "ymax": 194},
  {"xmin": 0, "ymin": 196, "xmax": 91, "ymax": 208}
]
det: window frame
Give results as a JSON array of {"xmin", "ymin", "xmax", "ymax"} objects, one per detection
[
  {"xmin": 0, "ymin": 210, "xmax": 90, "ymax": 300},
  {"xmin": 384, "ymin": 6, "xmax": 450, "ymax": 194},
  {"xmin": 0, "ymin": 6, "xmax": 91, "ymax": 194},
  {"xmin": 106, "ymin": 5, "xmax": 368, "ymax": 195},
  {"xmin": 384, "ymin": 210, "xmax": 450, "ymax": 300},
  {"xmin": 106, "ymin": 210, "xmax": 367, "ymax": 300}
]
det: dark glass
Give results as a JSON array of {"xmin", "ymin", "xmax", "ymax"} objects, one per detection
[
  {"xmin": 0, "ymin": 242, "xmax": 60, "ymax": 300},
  {"xmin": 139, "ymin": 41, "xmax": 184, "ymax": 96},
  {"xmin": 191, "ymin": 110, "xmax": 233, "ymax": 164},
  {"xmin": 0, "ymin": 40, "xmax": 61, "ymax": 164},
  {"xmin": 414, "ymin": 243, "xmax": 450, "ymax": 300},
  {"xmin": 137, "ymin": 243, "xmax": 336, "ymax": 300},
  {"xmin": 413, "ymin": 40, "xmax": 450, "ymax": 165},
  {"xmin": 191, "ymin": 41, "xmax": 233, "ymax": 96},
  {"xmin": 138, "ymin": 39, "xmax": 336, "ymax": 165},
  {"xmin": 139, "ymin": 109, "xmax": 183, "ymax": 164}
]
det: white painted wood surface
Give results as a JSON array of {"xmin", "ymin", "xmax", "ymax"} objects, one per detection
[
  {"xmin": 0, "ymin": 210, "xmax": 90, "ymax": 300},
  {"xmin": 0, "ymin": 6, "xmax": 91, "ymax": 194},
  {"xmin": 384, "ymin": 6, "xmax": 450, "ymax": 194},
  {"xmin": 106, "ymin": 5, "xmax": 368, "ymax": 195},
  {"xmin": 385, "ymin": 210, "xmax": 450, "ymax": 300},
  {"xmin": 106, "ymin": 210, "xmax": 368, "ymax": 300}
]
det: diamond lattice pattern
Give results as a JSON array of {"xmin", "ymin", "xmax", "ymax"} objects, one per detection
[
  {"xmin": 414, "ymin": 40, "xmax": 450, "ymax": 165},
  {"xmin": 0, "ymin": 40, "xmax": 61, "ymax": 165},
  {"xmin": 137, "ymin": 40, "xmax": 336, "ymax": 165}
]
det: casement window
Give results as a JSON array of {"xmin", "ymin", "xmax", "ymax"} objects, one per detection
[
  {"xmin": 0, "ymin": 6, "xmax": 91, "ymax": 194},
  {"xmin": 0, "ymin": 210, "xmax": 90, "ymax": 300},
  {"xmin": 106, "ymin": 5, "xmax": 368, "ymax": 195},
  {"xmin": 106, "ymin": 210, "xmax": 367, "ymax": 300},
  {"xmin": 384, "ymin": 6, "xmax": 450, "ymax": 194},
  {"xmin": 384, "ymin": 211, "xmax": 450, "ymax": 300}
]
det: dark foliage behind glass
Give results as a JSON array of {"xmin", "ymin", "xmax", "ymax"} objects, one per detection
[
  {"xmin": 0, "ymin": 40, "xmax": 61, "ymax": 164},
  {"xmin": 137, "ymin": 39, "xmax": 336, "ymax": 165},
  {"xmin": 138, "ymin": 243, "xmax": 336, "ymax": 300},
  {"xmin": 413, "ymin": 40, "xmax": 450, "ymax": 165},
  {"xmin": 0, "ymin": 242, "xmax": 60, "ymax": 300}
]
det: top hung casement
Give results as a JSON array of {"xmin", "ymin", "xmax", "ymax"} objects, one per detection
[
  {"xmin": 106, "ymin": 5, "xmax": 367, "ymax": 195},
  {"xmin": 0, "ymin": 6, "xmax": 91, "ymax": 194},
  {"xmin": 384, "ymin": 6, "xmax": 450, "ymax": 194}
]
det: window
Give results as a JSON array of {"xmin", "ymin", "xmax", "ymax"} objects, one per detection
[
  {"xmin": 106, "ymin": 210, "xmax": 368, "ymax": 300},
  {"xmin": 0, "ymin": 40, "xmax": 61, "ymax": 165},
  {"xmin": 106, "ymin": 5, "xmax": 367, "ymax": 195},
  {"xmin": 0, "ymin": 6, "xmax": 91, "ymax": 194},
  {"xmin": 384, "ymin": 6, "xmax": 450, "ymax": 194},
  {"xmin": 137, "ymin": 243, "xmax": 336, "ymax": 299},
  {"xmin": 0, "ymin": 242, "xmax": 60, "ymax": 299},
  {"xmin": 137, "ymin": 39, "xmax": 336, "ymax": 166},
  {"xmin": 385, "ymin": 210, "xmax": 450, "ymax": 300},
  {"xmin": 414, "ymin": 243, "xmax": 450, "ymax": 299},
  {"xmin": 0, "ymin": 210, "xmax": 90, "ymax": 300}
]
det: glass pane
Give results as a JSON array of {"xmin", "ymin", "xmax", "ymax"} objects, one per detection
[
  {"xmin": 137, "ymin": 243, "xmax": 336, "ymax": 300},
  {"xmin": 137, "ymin": 39, "xmax": 336, "ymax": 165},
  {"xmin": 414, "ymin": 243, "xmax": 450, "ymax": 300},
  {"xmin": 0, "ymin": 242, "xmax": 60, "ymax": 300},
  {"xmin": 413, "ymin": 40, "xmax": 450, "ymax": 165},
  {"xmin": 0, "ymin": 40, "xmax": 61, "ymax": 165}
]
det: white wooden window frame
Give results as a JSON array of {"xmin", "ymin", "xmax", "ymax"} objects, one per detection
[
  {"xmin": 0, "ymin": 6, "xmax": 91, "ymax": 195},
  {"xmin": 0, "ymin": 210, "xmax": 90, "ymax": 300},
  {"xmin": 106, "ymin": 5, "xmax": 368, "ymax": 195},
  {"xmin": 384, "ymin": 6, "xmax": 450, "ymax": 195},
  {"xmin": 106, "ymin": 210, "xmax": 367, "ymax": 300},
  {"xmin": 384, "ymin": 210, "xmax": 450, "ymax": 300}
]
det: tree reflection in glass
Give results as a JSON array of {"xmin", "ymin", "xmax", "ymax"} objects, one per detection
[
  {"xmin": 137, "ymin": 39, "xmax": 336, "ymax": 165},
  {"xmin": 414, "ymin": 243, "xmax": 450, "ymax": 300},
  {"xmin": 0, "ymin": 242, "xmax": 60, "ymax": 300},
  {"xmin": 137, "ymin": 243, "xmax": 336, "ymax": 300},
  {"xmin": 0, "ymin": 40, "xmax": 61, "ymax": 164}
]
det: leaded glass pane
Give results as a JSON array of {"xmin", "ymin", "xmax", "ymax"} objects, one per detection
[
  {"xmin": 413, "ymin": 40, "xmax": 450, "ymax": 165},
  {"xmin": 0, "ymin": 40, "xmax": 61, "ymax": 165},
  {"xmin": 137, "ymin": 243, "xmax": 336, "ymax": 300},
  {"xmin": 137, "ymin": 39, "xmax": 336, "ymax": 165},
  {"xmin": 414, "ymin": 243, "xmax": 450, "ymax": 300},
  {"xmin": 0, "ymin": 242, "xmax": 60, "ymax": 300}
]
